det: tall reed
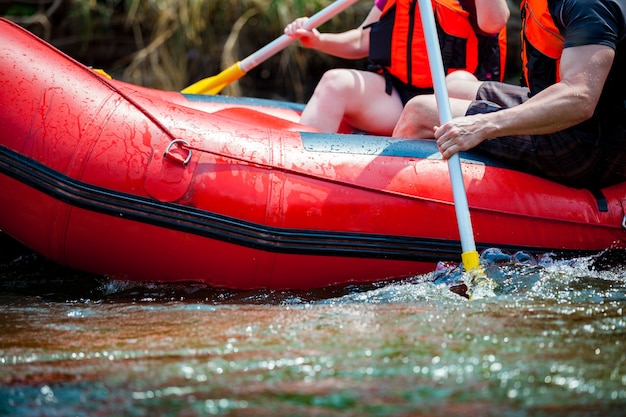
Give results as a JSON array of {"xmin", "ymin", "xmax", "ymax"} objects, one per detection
[{"xmin": 3, "ymin": 0, "xmax": 519, "ymax": 101}]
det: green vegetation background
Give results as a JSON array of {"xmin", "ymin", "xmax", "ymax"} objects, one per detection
[{"xmin": 1, "ymin": 0, "xmax": 521, "ymax": 103}]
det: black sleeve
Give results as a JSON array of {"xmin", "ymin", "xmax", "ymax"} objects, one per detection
[{"xmin": 558, "ymin": 0, "xmax": 625, "ymax": 50}]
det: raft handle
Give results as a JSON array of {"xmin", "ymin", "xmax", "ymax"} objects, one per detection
[
  {"xmin": 622, "ymin": 216, "xmax": 626, "ymax": 229},
  {"xmin": 164, "ymin": 139, "xmax": 192, "ymax": 166}
]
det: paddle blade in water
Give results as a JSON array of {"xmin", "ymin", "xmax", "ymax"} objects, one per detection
[{"xmin": 463, "ymin": 250, "xmax": 497, "ymax": 299}]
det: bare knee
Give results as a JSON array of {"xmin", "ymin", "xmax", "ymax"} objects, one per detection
[
  {"xmin": 446, "ymin": 70, "xmax": 477, "ymax": 84},
  {"xmin": 300, "ymin": 69, "xmax": 359, "ymax": 132},
  {"xmin": 312, "ymin": 69, "xmax": 355, "ymax": 98},
  {"xmin": 446, "ymin": 71, "xmax": 481, "ymax": 100},
  {"xmin": 392, "ymin": 95, "xmax": 439, "ymax": 139}
]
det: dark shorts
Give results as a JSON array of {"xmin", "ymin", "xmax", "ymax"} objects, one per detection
[
  {"xmin": 371, "ymin": 67, "xmax": 433, "ymax": 104},
  {"xmin": 466, "ymin": 81, "xmax": 626, "ymax": 189},
  {"xmin": 391, "ymin": 76, "xmax": 433, "ymax": 106}
]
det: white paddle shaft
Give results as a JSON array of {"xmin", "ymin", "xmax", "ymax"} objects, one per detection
[
  {"xmin": 241, "ymin": 0, "xmax": 361, "ymax": 71},
  {"xmin": 417, "ymin": 0, "xmax": 478, "ymax": 257}
]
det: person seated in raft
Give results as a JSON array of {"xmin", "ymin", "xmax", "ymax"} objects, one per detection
[
  {"xmin": 284, "ymin": 0, "xmax": 510, "ymax": 135},
  {"xmin": 393, "ymin": 0, "xmax": 626, "ymax": 190}
]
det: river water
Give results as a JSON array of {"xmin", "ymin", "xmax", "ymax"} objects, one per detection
[{"xmin": 1, "ymin": 233, "xmax": 625, "ymax": 417}]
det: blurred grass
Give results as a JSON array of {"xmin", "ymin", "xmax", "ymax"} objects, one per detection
[
  {"xmin": 1, "ymin": 0, "xmax": 370, "ymax": 101},
  {"xmin": 1, "ymin": 0, "xmax": 520, "ymax": 102}
]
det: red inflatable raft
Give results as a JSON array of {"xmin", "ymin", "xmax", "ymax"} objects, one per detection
[{"xmin": 0, "ymin": 18, "xmax": 625, "ymax": 290}]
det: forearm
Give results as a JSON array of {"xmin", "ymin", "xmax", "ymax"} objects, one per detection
[
  {"xmin": 482, "ymin": 82, "xmax": 594, "ymax": 139},
  {"xmin": 308, "ymin": 29, "xmax": 370, "ymax": 59},
  {"xmin": 434, "ymin": 84, "xmax": 591, "ymax": 159},
  {"xmin": 288, "ymin": 4, "xmax": 379, "ymax": 60},
  {"xmin": 436, "ymin": 39, "xmax": 613, "ymax": 159},
  {"xmin": 483, "ymin": 46, "xmax": 612, "ymax": 139}
]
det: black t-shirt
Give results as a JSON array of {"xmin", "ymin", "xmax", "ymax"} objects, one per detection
[
  {"xmin": 555, "ymin": 0, "xmax": 625, "ymax": 49},
  {"xmin": 551, "ymin": 0, "xmax": 626, "ymax": 143}
]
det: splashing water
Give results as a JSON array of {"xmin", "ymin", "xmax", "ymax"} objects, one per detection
[{"xmin": 1, "ymin": 244, "xmax": 625, "ymax": 416}]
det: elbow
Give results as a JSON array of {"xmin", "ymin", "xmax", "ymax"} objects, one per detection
[
  {"xmin": 576, "ymin": 87, "xmax": 601, "ymax": 122},
  {"xmin": 578, "ymin": 102, "xmax": 597, "ymax": 122},
  {"xmin": 478, "ymin": 11, "xmax": 510, "ymax": 34},
  {"xmin": 569, "ymin": 95, "xmax": 598, "ymax": 124}
]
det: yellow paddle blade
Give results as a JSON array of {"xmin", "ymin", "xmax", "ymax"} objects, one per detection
[
  {"xmin": 181, "ymin": 62, "xmax": 245, "ymax": 95},
  {"xmin": 91, "ymin": 68, "xmax": 112, "ymax": 79}
]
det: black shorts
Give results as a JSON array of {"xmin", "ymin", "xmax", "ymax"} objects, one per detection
[
  {"xmin": 465, "ymin": 81, "xmax": 626, "ymax": 189},
  {"xmin": 391, "ymin": 76, "xmax": 433, "ymax": 105},
  {"xmin": 371, "ymin": 68, "xmax": 433, "ymax": 105}
]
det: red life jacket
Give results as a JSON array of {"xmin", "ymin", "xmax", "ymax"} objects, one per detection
[
  {"xmin": 520, "ymin": 0, "xmax": 565, "ymax": 95},
  {"xmin": 368, "ymin": 0, "xmax": 507, "ymax": 89}
]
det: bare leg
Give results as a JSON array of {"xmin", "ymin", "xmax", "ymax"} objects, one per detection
[
  {"xmin": 393, "ymin": 71, "xmax": 480, "ymax": 138},
  {"xmin": 300, "ymin": 69, "xmax": 404, "ymax": 135},
  {"xmin": 392, "ymin": 95, "xmax": 440, "ymax": 138},
  {"xmin": 392, "ymin": 94, "xmax": 473, "ymax": 138},
  {"xmin": 446, "ymin": 71, "xmax": 482, "ymax": 100}
]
